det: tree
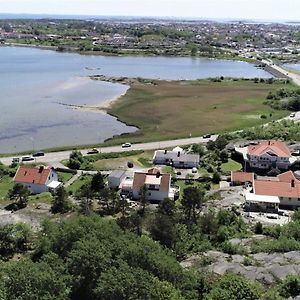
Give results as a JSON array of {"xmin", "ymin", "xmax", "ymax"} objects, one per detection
[
  {"xmin": 191, "ymin": 144, "xmax": 206, "ymax": 156},
  {"xmin": 1, "ymin": 259, "xmax": 71, "ymax": 300},
  {"xmin": 139, "ymin": 185, "xmax": 149, "ymax": 217},
  {"xmin": 158, "ymin": 198, "xmax": 176, "ymax": 217},
  {"xmin": 116, "ymin": 195, "xmax": 131, "ymax": 219},
  {"xmin": 205, "ymin": 273, "xmax": 262, "ymax": 300},
  {"xmin": 182, "ymin": 187, "xmax": 204, "ymax": 225},
  {"xmin": 51, "ymin": 186, "xmax": 72, "ymax": 214},
  {"xmin": 149, "ymin": 213, "xmax": 177, "ymax": 248},
  {"xmin": 8, "ymin": 183, "xmax": 30, "ymax": 208},
  {"xmin": 215, "ymin": 135, "xmax": 229, "ymax": 150},
  {"xmin": 98, "ymin": 187, "xmax": 118, "ymax": 215},
  {"xmin": 189, "ymin": 44, "xmax": 198, "ymax": 56},
  {"xmin": 91, "ymin": 172, "xmax": 105, "ymax": 193},
  {"xmin": 76, "ymin": 183, "xmax": 93, "ymax": 215},
  {"xmin": 68, "ymin": 150, "xmax": 84, "ymax": 170},
  {"xmin": 0, "ymin": 223, "xmax": 33, "ymax": 259}
]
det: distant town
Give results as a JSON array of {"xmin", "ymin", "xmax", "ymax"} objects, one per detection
[{"xmin": 0, "ymin": 18, "xmax": 300, "ymax": 62}]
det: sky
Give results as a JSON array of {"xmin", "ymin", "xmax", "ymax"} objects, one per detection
[{"xmin": 0, "ymin": 0, "xmax": 299, "ymax": 21}]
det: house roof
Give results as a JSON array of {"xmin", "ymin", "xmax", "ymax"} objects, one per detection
[
  {"xmin": 245, "ymin": 193, "xmax": 280, "ymax": 204},
  {"xmin": 154, "ymin": 150, "xmax": 200, "ymax": 163},
  {"xmin": 254, "ymin": 171, "xmax": 300, "ymax": 199},
  {"xmin": 108, "ymin": 170, "xmax": 126, "ymax": 179},
  {"xmin": 231, "ymin": 171, "xmax": 254, "ymax": 183},
  {"xmin": 132, "ymin": 168, "xmax": 171, "ymax": 193},
  {"xmin": 14, "ymin": 166, "xmax": 52, "ymax": 185},
  {"xmin": 248, "ymin": 140, "xmax": 291, "ymax": 158}
]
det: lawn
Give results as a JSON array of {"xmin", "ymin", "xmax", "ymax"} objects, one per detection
[
  {"xmin": 93, "ymin": 151, "xmax": 154, "ymax": 171},
  {"xmin": 29, "ymin": 192, "xmax": 53, "ymax": 205},
  {"xmin": 0, "ymin": 176, "xmax": 13, "ymax": 201},
  {"xmin": 221, "ymin": 159, "xmax": 242, "ymax": 172},
  {"xmin": 66, "ymin": 174, "xmax": 92, "ymax": 194},
  {"xmin": 108, "ymin": 79, "xmax": 291, "ymax": 144},
  {"xmin": 57, "ymin": 171, "xmax": 74, "ymax": 183}
]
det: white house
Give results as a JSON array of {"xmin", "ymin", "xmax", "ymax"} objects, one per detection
[
  {"xmin": 13, "ymin": 166, "xmax": 61, "ymax": 194},
  {"xmin": 153, "ymin": 149, "xmax": 200, "ymax": 169},
  {"xmin": 235, "ymin": 140, "xmax": 296, "ymax": 171},
  {"xmin": 132, "ymin": 168, "xmax": 173, "ymax": 202},
  {"xmin": 108, "ymin": 170, "xmax": 127, "ymax": 189},
  {"xmin": 245, "ymin": 171, "xmax": 300, "ymax": 211}
]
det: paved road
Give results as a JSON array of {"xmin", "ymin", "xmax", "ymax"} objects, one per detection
[
  {"xmin": 0, "ymin": 135, "xmax": 218, "ymax": 166},
  {"xmin": 262, "ymin": 59, "xmax": 300, "ymax": 87}
]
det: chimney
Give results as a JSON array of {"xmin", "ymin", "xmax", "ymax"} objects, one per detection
[
  {"xmin": 177, "ymin": 151, "xmax": 180, "ymax": 157},
  {"xmin": 291, "ymin": 179, "xmax": 295, "ymax": 188},
  {"xmin": 268, "ymin": 141, "xmax": 271, "ymax": 145},
  {"xmin": 164, "ymin": 150, "xmax": 167, "ymax": 154},
  {"xmin": 39, "ymin": 166, "xmax": 44, "ymax": 173},
  {"xmin": 156, "ymin": 171, "xmax": 161, "ymax": 178}
]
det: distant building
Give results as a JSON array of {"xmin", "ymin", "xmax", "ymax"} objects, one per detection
[
  {"xmin": 13, "ymin": 166, "xmax": 61, "ymax": 194},
  {"xmin": 235, "ymin": 140, "xmax": 296, "ymax": 171},
  {"xmin": 153, "ymin": 149, "xmax": 200, "ymax": 169},
  {"xmin": 132, "ymin": 168, "xmax": 174, "ymax": 201}
]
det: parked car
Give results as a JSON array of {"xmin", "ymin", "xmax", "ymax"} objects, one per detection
[
  {"xmin": 32, "ymin": 151, "xmax": 45, "ymax": 157},
  {"xmin": 192, "ymin": 167, "xmax": 198, "ymax": 173},
  {"xmin": 21, "ymin": 156, "xmax": 34, "ymax": 162},
  {"xmin": 122, "ymin": 142, "xmax": 132, "ymax": 148},
  {"xmin": 290, "ymin": 112, "xmax": 296, "ymax": 118},
  {"xmin": 12, "ymin": 157, "xmax": 20, "ymax": 163},
  {"xmin": 87, "ymin": 148, "xmax": 99, "ymax": 154},
  {"xmin": 202, "ymin": 134, "xmax": 211, "ymax": 139}
]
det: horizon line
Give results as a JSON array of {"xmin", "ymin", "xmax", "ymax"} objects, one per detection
[{"xmin": 0, "ymin": 12, "xmax": 299, "ymax": 23}]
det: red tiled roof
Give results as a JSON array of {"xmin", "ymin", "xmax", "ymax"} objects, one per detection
[
  {"xmin": 248, "ymin": 140, "xmax": 291, "ymax": 158},
  {"xmin": 14, "ymin": 166, "xmax": 51, "ymax": 185},
  {"xmin": 132, "ymin": 170, "xmax": 170, "ymax": 193},
  {"xmin": 231, "ymin": 171, "xmax": 254, "ymax": 183},
  {"xmin": 254, "ymin": 171, "xmax": 300, "ymax": 198}
]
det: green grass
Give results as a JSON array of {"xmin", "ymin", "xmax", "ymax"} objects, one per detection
[
  {"xmin": 0, "ymin": 176, "xmax": 13, "ymax": 201},
  {"xmin": 162, "ymin": 166, "xmax": 176, "ymax": 176},
  {"xmin": 221, "ymin": 159, "xmax": 242, "ymax": 172},
  {"xmin": 107, "ymin": 79, "xmax": 292, "ymax": 145},
  {"xmin": 29, "ymin": 192, "xmax": 53, "ymax": 205},
  {"xmin": 66, "ymin": 174, "xmax": 92, "ymax": 194},
  {"xmin": 57, "ymin": 172, "xmax": 74, "ymax": 183},
  {"xmin": 175, "ymin": 180, "xmax": 206, "ymax": 202},
  {"xmin": 92, "ymin": 151, "xmax": 153, "ymax": 171}
]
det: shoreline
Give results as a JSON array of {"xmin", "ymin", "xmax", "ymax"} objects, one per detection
[
  {"xmin": 1, "ymin": 42, "xmax": 255, "ymax": 63},
  {"xmin": 57, "ymin": 77, "xmax": 130, "ymax": 114}
]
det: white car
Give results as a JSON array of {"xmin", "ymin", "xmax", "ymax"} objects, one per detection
[
  {"xmin": 122, "ymin": 142, "xmax": 132, "ymax": 148},
  {"xmin": 290, "ymin": 112, "xmax": 296, "ymax": 118}
]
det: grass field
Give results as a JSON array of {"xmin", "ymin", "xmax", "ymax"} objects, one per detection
[
  {"xmin": 66, "ymin": 174, "xmax": 92, "ymax": 194},
  {"xmin": 221, "ymin": 159, "xmax": 242, "ymax": 172},
  {"xmin": 57, "ymin": 171, "xmax": 74, "ymax": 183},
  {"xmin": 108, "ymin": 79, "xmax": 292, "ymax": 144},
  {"xmin": 0, "ymin": 176, "xmax": 13, "ymax": 201},
  {"xmin": 93, "ymin": 151, "xmax": 153, "ymax": 171}
]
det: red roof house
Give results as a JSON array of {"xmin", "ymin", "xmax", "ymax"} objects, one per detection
[{"xmin": 13, "ymin": 166, "xmax": 61, "ymax": 194}]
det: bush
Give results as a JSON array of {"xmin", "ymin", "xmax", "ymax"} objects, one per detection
[
  {"xmin": 254, "ymin": 222, "xmax": 263, "ymax": 234},
  {"xmin": 279, "ymin": 275, "xmax": 300, "ymax": 298}
]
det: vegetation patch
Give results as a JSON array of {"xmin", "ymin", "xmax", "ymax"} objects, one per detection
[{"xmin": 108, "ymin": 79, "xmax": 291, "ymax": 144}]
